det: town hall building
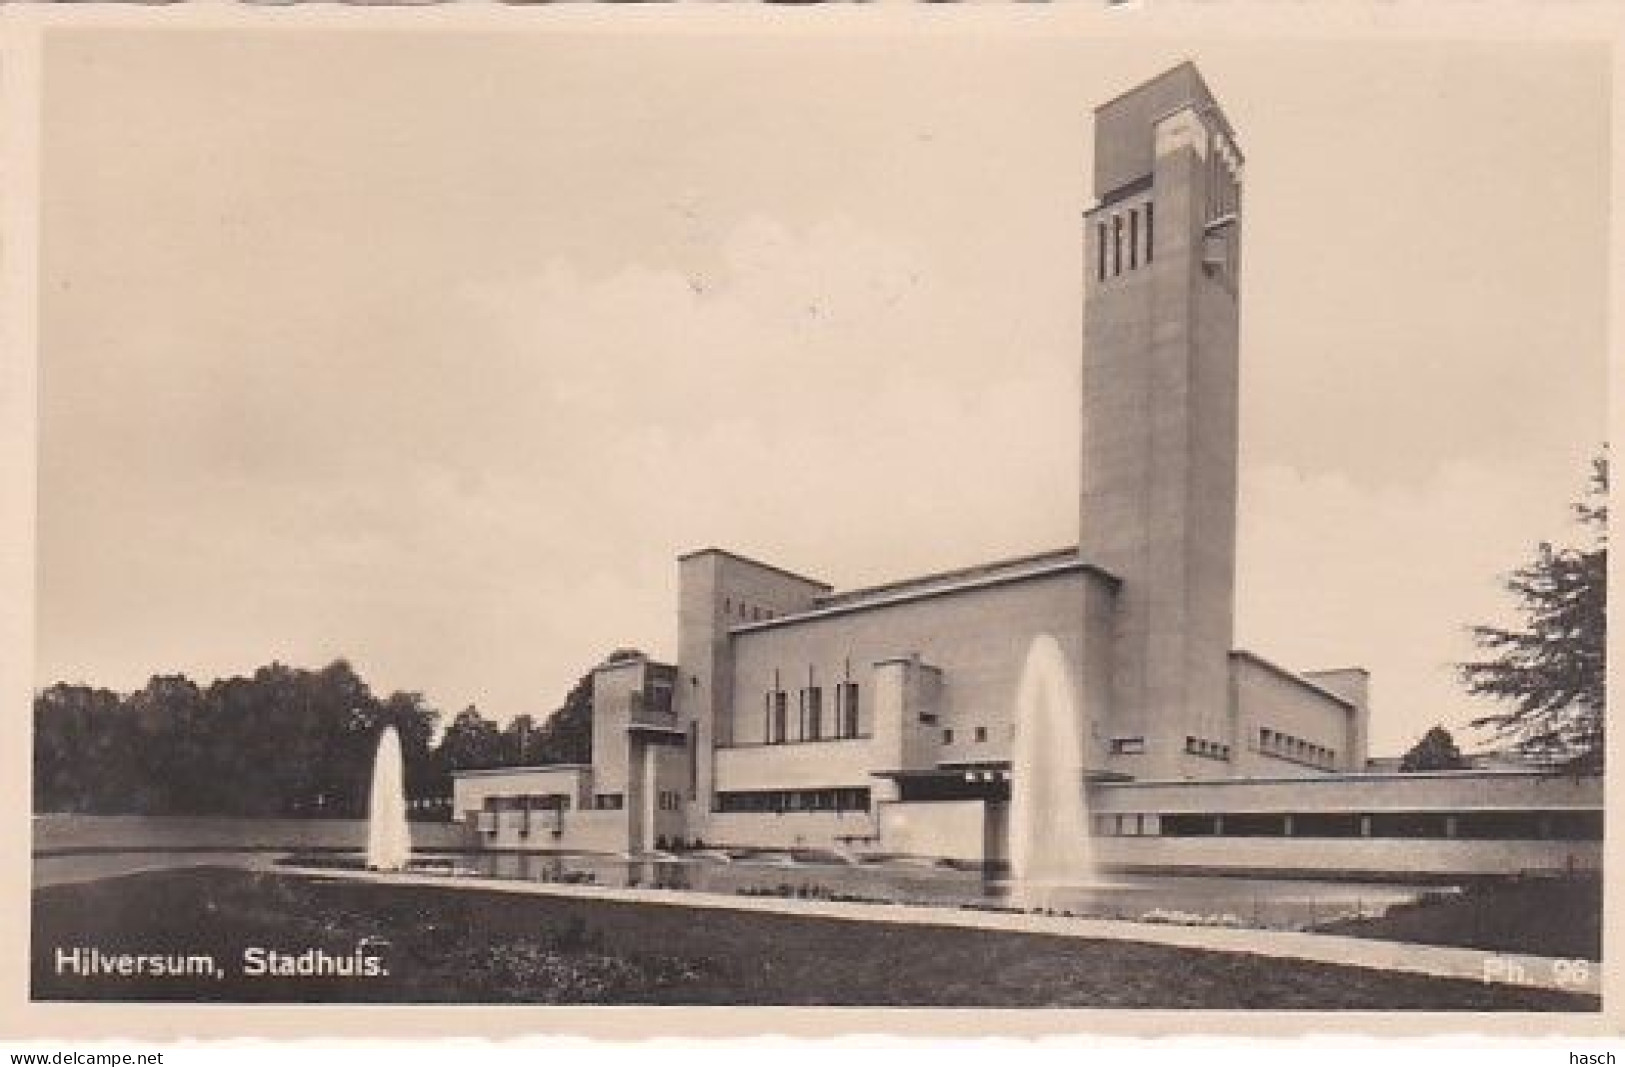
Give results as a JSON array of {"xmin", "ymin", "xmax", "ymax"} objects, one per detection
[{"xmin": 453, "ymin": 64, "xmax": 1601, "ymax": 878}]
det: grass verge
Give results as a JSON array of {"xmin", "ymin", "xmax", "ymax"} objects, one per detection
[
  {"xmin": 1314, "ymin": 874, "xmax": 1601, "ymax": 961},
  {"xmin": 32, "ymin": 866, "xmax": 1598, "ymax": 1009}
]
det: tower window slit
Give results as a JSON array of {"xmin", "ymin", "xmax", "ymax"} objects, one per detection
[
  {"xmin": 1129, "ymin": 209, "xmax": 1138, "ymax": 270},
  {"xmin": 1145, "ymin": 202, "xmax": 1154, "ymax": 262},
  {"xmin": 1209, "ymin": 143, "xmax": 1219, "ymax": 218},
  {"xmin": 1097, "ymin": 222, "xmax": 1107, "ymax": 281},
  {"xmin": 1112, "ymin": 214, "xmax": 1122, "ymax": 276}
]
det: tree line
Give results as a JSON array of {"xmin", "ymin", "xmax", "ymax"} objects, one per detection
[{"xmin": 32, "ymin": 653, "xmax": 622, "ymax": 819}]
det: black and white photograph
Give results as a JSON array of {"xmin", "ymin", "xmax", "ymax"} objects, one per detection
[{"xmin": 8, "ymin": 10, "xmax": 1614, "ymax": 1032}]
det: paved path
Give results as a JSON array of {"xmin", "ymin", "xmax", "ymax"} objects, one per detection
[{"xmin": 283, "ymin": 864, "xmax": 1600, "ymax": 997}]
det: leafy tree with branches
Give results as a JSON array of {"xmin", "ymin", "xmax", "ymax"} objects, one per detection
[
  {"xmin": 1398, "ymin": 725, "xmax": 1470, "ymax": 772},
  {"xmin": 1461, "ymin": 452, "xmax": 1607, "ymax": 773}
]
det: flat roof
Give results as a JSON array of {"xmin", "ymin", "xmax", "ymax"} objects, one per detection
[
  {"xmin": 676, "ymin": 547, "xmax": 831, "ymax": 590},
  {"xmin": 593, "ymin": 654, "xmax": 676, "ymax": 675},
  {"xmin": 626, "ymin": 723, "xmax": 686, "ymax": 737},
  {"xmin": 814, "ymin": 546, "xmax": 1086, "ymax": 609},
  {"xmin": 1102, "ymin": 768, "xmax": 1601, "ymax": 789},
  {"xmin": 1229, "ymin": 649, "xmax": 1356, "ymax": 710},
  {"xmin": 729, "ymin": 553, "xmax": 1117, "ymax": 635},
  {"xmin": 451, "ymin": 763, "xmax": 590, "ymax": 778}
]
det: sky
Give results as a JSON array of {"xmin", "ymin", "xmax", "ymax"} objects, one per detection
[{"xmin": 34, "ymin": 28, "xmax": 1609, "ymax": 757}]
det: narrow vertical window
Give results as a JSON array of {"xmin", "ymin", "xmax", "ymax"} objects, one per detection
[
  {"xmin": 1096, "ymin": 222, "xmax": 1107, "ymax": 281},
  {"xmin": 1112, "ymin": 214, "xmax": 1122, "ymax": 276},
  {"xmin": 1145, "ymin": 202, "xmax": 1154, "ymax": 263},
  {"xmin": 1129, "ymin": 209, "xmax": 1139, "ymax": 270},
  {"xmin": 1209, "ymin": 144, "xmax": 1219, "ymax": 218},
  {"xmin": 687, "ymin": 721, "xmax": 698, "ymax": 799}
]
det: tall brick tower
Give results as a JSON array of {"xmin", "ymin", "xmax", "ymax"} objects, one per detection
[{"xmin": 1081, "ymin": 63, "xmax": 1243, "ymax": 780}]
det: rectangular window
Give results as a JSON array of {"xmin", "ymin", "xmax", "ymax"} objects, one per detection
[
  {"xmin": 1369, "ymin": 812, "xmax": 1450, "ymax": 839},
  {"xmin": 592, "ymin": 793, "xmax": 623, "ymax": 811},
  {"xmin": 943, "ymin": 728, "xmax": 955, "ymax": 744},
  {"xmin": 715, "ymin": 788, "xmax": 870, "ymax": 815},
  {"xmin": 1097, "ymin": 222, "xmax": 1107, "ymax": 281},
  {"xmin": 1223, "ymin": 813, "xmax": 1290, "ymax": 837},
  {"xmin": 803, "ymin": 686, "xmax": 823, "ymax": 740},
  {"xmin": 1292, "ymin": 813, "xmax": 1362, "ymax": 838},
  {"xmin": 687, "ymin": 721, "xmax": 698, "ymax": 799},
  {"xmin": 646, "ymin": 677, "xmax": 674, "ymax": 717},
  {"xmin": 1160, "ymin": 813, "xmax": 1219, "ymax": 837},
  {"xmin": 1209, "ymin": 146, "xmax": 1219, "ymax": 218},
  {"xmin": 766, "ymin": 690, "xmax": 788, "ymax": 743},
  {"xmin": 1110, "ymin": 736, "xmax": 1146, "ymax": 755},
  {"xmin": 1145, "ymin": 201, "xmax": 1154, "ymax": 262},
  {"xmin": 836, "ymin": 681, "xmax": 860, "ymax": 738},
  {"xmin": 1112, "ymin": 214, "xmax": 1123, "ymax": 276},
  {"xmin": 1129, "ymin": 209, "xmax": 1139, "ymax": 269},
  {"xmin": 974, "ymin": 726, "xmax": 988, "ymax": 743}
]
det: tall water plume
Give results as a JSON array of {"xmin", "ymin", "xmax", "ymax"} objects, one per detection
[
  {"xmin": 366, "ymin": 726, "xmax": 411, "ymax": 871},
  {"xmin": 1008, "ymin": 634, "xmax": 1096, "ymax": 906}
]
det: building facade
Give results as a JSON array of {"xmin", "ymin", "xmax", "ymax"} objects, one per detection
[{"xmin": 451, "ymin": 63, "xmax": 1602, "ymax": 876}]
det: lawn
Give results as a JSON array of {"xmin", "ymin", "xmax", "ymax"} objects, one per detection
[
  {"xmin": 1314, "ymin": 875, "xmax": 1601, "ymax": 961},
  {"xmin": 31, "ymin": 867, "xmax": 1598, "ymax": 1009}
]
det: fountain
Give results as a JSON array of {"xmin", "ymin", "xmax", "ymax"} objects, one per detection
[
  {"xmin": 366, "ymin": 726, "xmax": 411, "ymax": 871},
  {"xmin": 1008, "ymin": 634, "xmax": 1096, "ymax": 908}
]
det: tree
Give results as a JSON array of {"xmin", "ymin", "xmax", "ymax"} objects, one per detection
[
  {"xmin": 34, "ymin": 658, "xmax": 449, "ymax": 818},
  {"xmin": 1398, "ymin": 725, "xmax": 1469, "ymax": 772},
  {"xmin": 499, "ymin": 714, "xmax": 545, "ymax": 766},
  {"xmin": 435, "ymin": 705, "xmax": 504, "ymax": 771},
  {"xmin": 1461, "ymin": 452, "xmax": 1607, "ymax": 773},
  {"xmin": 34, "ymin": 683, "xmax": 137, "ymax": 812},
  {"xmin": 126, "ymin": 674, "xmax": 210, "ymax": 814},
  {"xmin": 529, "ymin": 671, "xmax": 590, "ymax": 765}
]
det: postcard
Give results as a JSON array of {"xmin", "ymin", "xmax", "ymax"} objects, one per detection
[{"xmin": 3, "ymin": 3, "xmax": 1618, "ymax": 1043}]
